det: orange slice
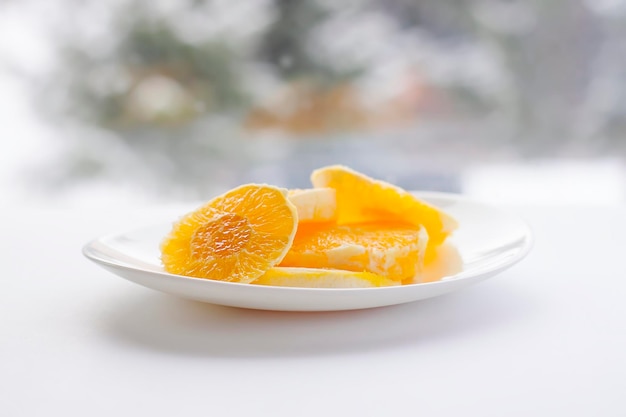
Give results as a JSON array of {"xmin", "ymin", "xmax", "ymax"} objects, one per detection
[
  {"xmin": 161, "ymin": 184, "xmax": 297, "ymax": 283},
  {"xmin": 311, "ymin": 165, "xmax": 458, "ymax": 246},
  {"xmin": 253, "ymin": 267, "xmax": 399, "ymax": 288},
  {"xmin": 288, "ymin": 188, "xmax": 337, "ymax": 223},
  {"xmin": 279, "ymin": 222, "xmax": 428, "ymax": 282}
]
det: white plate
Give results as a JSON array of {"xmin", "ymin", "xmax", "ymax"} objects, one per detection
[{"xmin": 83, "ymin": 192, "xmax": 532, "ymax": 311}]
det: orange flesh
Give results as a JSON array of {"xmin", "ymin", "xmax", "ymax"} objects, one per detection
[
  {"xmin": 311, "ymin": 165, "xmax": 458, "ymax": 246},
  {"xmin": 190, "ymin": 214, "xmax": 252, "ymax": 258},
  {"xmin": 161, "ymin": 184, "xmax": 297, "ymax": 283},
  {"xmin": 279, "ymin": 222, "xmax": 428, "ymax": 282},
  {"xmin": 254, "ymin": 267, "xmax": 399, "ymax": 288},
  {"xmin": 161, "ymin": 167, "xmax": 459, "ymax": 286}
]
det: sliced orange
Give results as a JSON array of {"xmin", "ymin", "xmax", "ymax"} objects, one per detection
[
  {"xmin": 253, "ymin": 267, "xmax": 399, "ymax": 288},
  {"xmin": 279, "ymin": 222, "xmax": 428, "ymax": 282},
  {"xmin": 161, "ymin": 184, "xmax": 297, "ymax": 283},
  {"xmin": 414, "ymin": 241, "xmax": 463, "ymax": 284},
  {"xmin": 288, "ymin": 188, "xmax": 337, "ymax": 223},
  {"xmin": 311, "ymin": 165, "xmax": 457, "ymax": 246}
]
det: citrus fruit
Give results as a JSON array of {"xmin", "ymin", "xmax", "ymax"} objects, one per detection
[
  {"xmin": 310, "ymin": 165, "xmax": 458, "ymax": 246},
  {"xmin": 279, "ymin": 222, "xmax": 428, "ymax": 282},
  {"xmin": 253, "ymin": 267, "xmax": 399, "ymax": 288},
  {"xmin": 288, "ymin": 188, "xmax": 337, "ymax": 223},
  {"xmin": 416, "ymin": 241, "xmax": 463, "ymax": 284},
  {"xmin": 161, "ymin": 184, "xmax": 298, "ymax": 283}
]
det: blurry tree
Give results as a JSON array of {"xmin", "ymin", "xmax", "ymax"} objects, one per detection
[
  {"xmin": 22, "ymin": 0, "xmax": 625, "ymax": 201},
  {"xmin": 245, "ymin": 0, "xmax": 367, "ymax": 134},
  {"xmin": 260, "ymin": 0, "xmax": 328, "ymax": 80},
  {"xmin": 472, "ymin": 0, "xmax": 603, "ymax": 153},
  {"xmin": 580, "ymin": 1, "xmax": 626, "ymax": 150},
  {"xmin": 381, "ymin": 0, "xmax": 475, "ymax": 39},
  {"xmin": 383, "ymin": 0, "xmax": 618, "ymax": 154},
  {"xmin": 259, "ymin": 0, "xmax": 362, "ymax": 83},
  {"xmin": 33, "ymin": 0, "xmax": 255, "ymax": 198},
  {"xmin": 57, "ymin": 18, "xmax": 248, "ymax": 126}
]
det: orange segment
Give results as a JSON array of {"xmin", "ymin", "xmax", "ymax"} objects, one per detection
[
  {"xmin": 279, "ymin": 222, "xmax": 428, "ymax": 282},
  {"xmin": 414, "ymin": 241, "xmax": 463, "ymax": 284},
  {"xmin": 253, "ymin": 267, "xmax": 399, "ymax": 288},
  {"xmin": 161, "ymin": 184, "xmax": 297, "ymax": 283},
  {"xmin": 288, "ymin": 188, "xmax": 337, "ymax": 223},
  {"xmin": 311, "ymin": 165, "xmax": 458, "ymax": 246}
]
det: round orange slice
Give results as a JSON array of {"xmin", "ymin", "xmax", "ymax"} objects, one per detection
[
  {"xmin": 311, "ymin": 165, "xmax": 458, "ymax": 246},
  {"xmin": 253, "ymin": 267, "xmax": 399, "ymax": 288},
  {"xmin": 161, "ymin": 184, "xmax": 298, "ymax": 283},
  {"xmin": 279, "ymin": 222, "xmax": 428, "ymax": 282}
]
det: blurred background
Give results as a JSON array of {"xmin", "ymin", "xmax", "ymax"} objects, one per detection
[{"xmin": 1, "ymin": 0, "xmax": 625, "ymax": 207}]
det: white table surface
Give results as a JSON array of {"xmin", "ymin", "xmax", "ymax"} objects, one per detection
[{"xmin": 1, "ymin": 205, "xmax": 625, "ymax": 416}]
